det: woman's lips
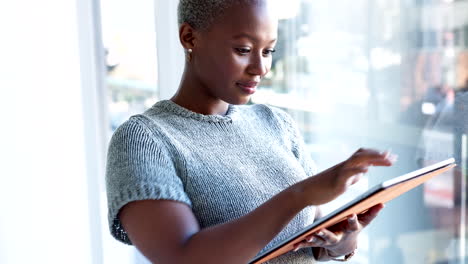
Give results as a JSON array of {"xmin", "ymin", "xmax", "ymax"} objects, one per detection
[{"xmin": 236, "ymin": 81, "xmax": 258, "ymax": 94}]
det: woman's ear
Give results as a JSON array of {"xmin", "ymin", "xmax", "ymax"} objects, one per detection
[{"xmin": 179, "ymin": 22, "xmax": 197, "ymax": 50}]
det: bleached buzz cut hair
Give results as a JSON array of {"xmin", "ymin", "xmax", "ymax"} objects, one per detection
[{"xmin": 177, "ymin": 0, "xmax": 265, "ymax": 31}]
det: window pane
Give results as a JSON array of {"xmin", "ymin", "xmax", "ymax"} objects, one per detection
[
  {"xmin": 252, "ymin": 0, "xmax": 468, "ymax": 263},
  {"xmin": 101, "ymin": 0, "xmax": 158, "ymax": 133}
]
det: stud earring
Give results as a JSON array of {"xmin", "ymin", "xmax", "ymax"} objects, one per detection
[{"xmin": 187, "ymin": 48, "xmax": 193, "ymax": 62}]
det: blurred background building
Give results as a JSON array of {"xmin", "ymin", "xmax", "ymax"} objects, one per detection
[{"xmin": 1, "ymin": 0, "xmax": 468, "ymax": 263}]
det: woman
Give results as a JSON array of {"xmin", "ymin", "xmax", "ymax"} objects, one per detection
[{"xmin": 105, "ymin": 0, "xmax": 397, "ymax": 263}]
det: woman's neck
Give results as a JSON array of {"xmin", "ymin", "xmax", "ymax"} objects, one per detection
[{"xmin": 171, "ymin": 71, "xmax": 229, "ymax": 116}]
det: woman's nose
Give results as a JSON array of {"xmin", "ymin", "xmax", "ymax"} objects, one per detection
[{"xmin": 247, "ymin": 54, "xmax": 269, "ymax": 77}]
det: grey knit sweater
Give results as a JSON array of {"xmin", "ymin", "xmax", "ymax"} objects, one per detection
[{"xmin": 106, "ymin": 100, "xmax": 318, "ymax": 263}]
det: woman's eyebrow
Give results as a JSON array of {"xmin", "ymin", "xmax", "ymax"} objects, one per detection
[{"xmin": 232, "ymin": 33, "xmax": 277, "ymax": 44}]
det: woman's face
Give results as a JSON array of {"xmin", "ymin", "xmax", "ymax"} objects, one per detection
[{"xmin": 193, "ymin": 2, "xmax": 278, "ymax": 105}]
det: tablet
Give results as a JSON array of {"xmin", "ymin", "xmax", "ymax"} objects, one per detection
[{"xmin": 249, "ymin": 158, "xmax": 456, "ymax": 264}]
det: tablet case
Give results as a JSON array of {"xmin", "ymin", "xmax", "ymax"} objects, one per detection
[{"xmin": 250, "ymin": 158, "xmax": 456, "ymax": 264}]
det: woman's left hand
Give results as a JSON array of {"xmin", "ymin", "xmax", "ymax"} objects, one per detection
[{"xmin": 292, "ymin": 203, "xmax": 384, "ymax": 256}]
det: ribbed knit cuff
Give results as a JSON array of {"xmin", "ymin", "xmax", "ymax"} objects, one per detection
[{"xmin": 108, "ymin": 184, "xmax": 192, "ymax": 244}]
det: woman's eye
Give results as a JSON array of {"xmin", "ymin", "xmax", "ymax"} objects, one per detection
[
  {"xmin": 235, "ymin": 48, "xmax": 251, "ymax": 54},
  {"xmin": 263, "ymin": 49, "xmax": 276, "ymax": 56}
]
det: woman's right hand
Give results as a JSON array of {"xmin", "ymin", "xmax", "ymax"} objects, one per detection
[{"xmin": 293, "ymin": 148, "xmax": 397, "ymax": 206}]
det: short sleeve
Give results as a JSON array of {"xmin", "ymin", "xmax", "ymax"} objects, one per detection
[
  {"xmin": 267, "ymin": 106, "xmax": 318, "ymax": 177},
  {"xmin": 105, "ymin": 117, "xmax": 192, "ymax": 244}
]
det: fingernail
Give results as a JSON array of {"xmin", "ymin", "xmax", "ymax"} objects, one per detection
[
  {"xmin": 307, "ymin": 236, "xmax": 317, "ymax": 243},
  {"xmin": 388, "ymin": 154, "xmax": 398, "ymax": 163},
  {"xmin": 317, "ymin": 231, "xmax": 324, "ymax": 236},
  {"xmin": 348, "ymin": 215, "xmax": 356, "ymax": 222},
  {"xmin": 381, "ymin": 149, "xmax": 391, "ymax": 158},
  {"xmin": 293, "ymin": 246, "xmax": 300, "ymax": 252},
  {"xmin": 346, "ymin": 176, "xmax": 356, "ymax": 186}
]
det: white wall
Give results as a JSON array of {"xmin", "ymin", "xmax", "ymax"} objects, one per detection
[{"xmin": 0, "ymin": 1, "xmax": 97, "ymax": 263}]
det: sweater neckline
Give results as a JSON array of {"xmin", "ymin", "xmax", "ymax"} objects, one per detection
[{"xmin": 155, "ymin": 100, "xmax": 237, "ymax": 123}]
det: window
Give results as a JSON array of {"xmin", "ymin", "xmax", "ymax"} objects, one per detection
[
  {"xmin": 101, "ymin": 0, "xmax": 159, "ymax": 133},
  {"xmin": 253, "ymin": 0, "xmax": 468, "ymax": 263},
  {"xmin": 96, "ymin": 0, "xmax": 468, "ymax": 263}
]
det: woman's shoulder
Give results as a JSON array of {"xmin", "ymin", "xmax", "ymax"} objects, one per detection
[
  {"xmin": 238, "ymin": 103, "xmax": 295, "ymax": 128},
  {"xmin": 110, "ymin": 115, "xmax": 158, "ymax": 147},
  {"xmin": 110, "ymin": 106, "xmax": 178, "ymax": 150},
  {"xmin": 113, "ymin": 101, "xmax": 182, "ymax": 137},
  {"xmin": 237, "ymin": 103, "xmax": 290, "ymax": 119},
  {"xmin": 113, "ymin": 114, "xmax": 156, "ymax": 134}
]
